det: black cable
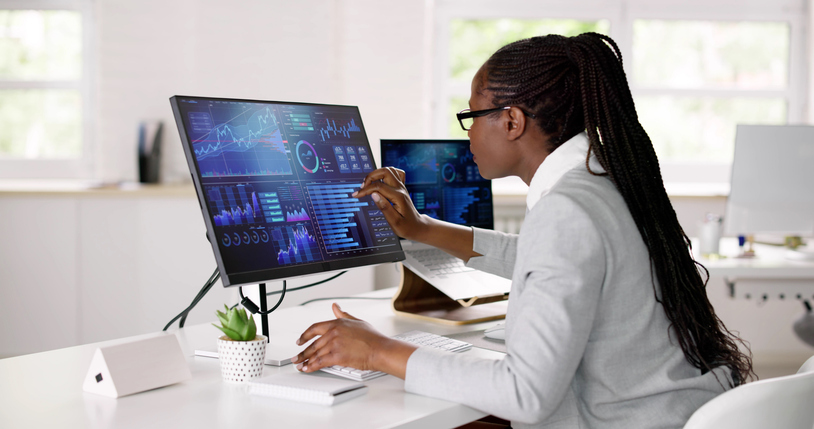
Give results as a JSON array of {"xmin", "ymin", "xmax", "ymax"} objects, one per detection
[
  {"xmin": 179, "ymin": 271, "xmax": 220, "ymax": 326},
  {"xmin": 239, "ymin": 280, "xmax": 287, "ymax": 315},
  {"xmin": 179, "ymin": 269, "xmax": 221, "ymax": 327},
  {"xmin": 299, "ymin": 296, "xmax": 390, "ymax": 306},
  {"xmin": 266, "ymin": 271, "xmax": 347, "ymax": 296},
  {"xmin": 167, "ymin": 269, "xmax": 350, "ymax": 329},
  {"xmin": 163, "ymin": 267, "xmax": 220, "ymax": 331}
]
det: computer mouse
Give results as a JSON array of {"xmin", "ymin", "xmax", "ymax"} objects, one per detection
[{"xmin": 484, "ymin": 323, "xmax": 505, "ymax": 341}]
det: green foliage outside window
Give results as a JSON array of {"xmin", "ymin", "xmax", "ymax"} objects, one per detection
[
  {"xmin": 450, "ymin": 19, "xmax": 610, "ymax": 83},
  {"xmin": 447, "ymin": 19, "xmax": 609, "ymax": 139},
  {"xmin": 0, "ymin": 10, "xmax": 82, "ymax": 80},
  {"xmin": 0, "ymin": 10, "xmax": 83, "ymax": 159}
]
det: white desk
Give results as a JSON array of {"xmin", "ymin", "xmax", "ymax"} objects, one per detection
[
  {"xmin": 0, "ymin": 288, "xmax": 505, "ymax": 429},
  {"xmin": 700, "ymin": 240, "xmax": 814, "ymax": 301}
]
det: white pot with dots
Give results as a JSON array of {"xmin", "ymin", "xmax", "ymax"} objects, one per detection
[{"xmin": 216, "ymin": 335, "xmax": 267, "ymax": 383}]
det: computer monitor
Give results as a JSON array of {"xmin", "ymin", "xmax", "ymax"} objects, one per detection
[
  {"xmin": 170, "ymin": 96, "xmax": 404, "ymax": 288},
  {"xmin": 725, "ymin": 124, "xmax": 814, "ymax": 237},
  {"xmin": 380, "ymin": 139, "xmax": 493, "ymax": 230}
]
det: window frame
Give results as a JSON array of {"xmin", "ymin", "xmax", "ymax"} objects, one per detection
[
  {"xmin": 0, "ymin": 0, "xmax": 94, "ymax": 180},
  {"xmin": 432, "ymin": 0, "xmax": 807, "ymax": 187}
]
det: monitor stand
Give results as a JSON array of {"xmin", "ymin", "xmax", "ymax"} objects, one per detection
[
  {"xmin": 391, "ymin": 264, "xmax": 507, "ymax": 325},
  {"xmin": 258, "ymin": 283, "xmax": 270, "ymax": 338}
]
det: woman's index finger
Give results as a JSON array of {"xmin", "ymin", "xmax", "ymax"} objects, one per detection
[{"xmin": 362, "ymin": 167, "xmax": 402, "ymax": 189}]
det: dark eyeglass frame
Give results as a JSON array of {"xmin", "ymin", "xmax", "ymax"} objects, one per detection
[{"xmin": 456, "ymin": 106, "xmax": 537, "ymax": 131}]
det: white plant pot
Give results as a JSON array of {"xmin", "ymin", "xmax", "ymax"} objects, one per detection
[{"xmin": 216, "ymin": 335, "xmax": 267, "ymax": 383}]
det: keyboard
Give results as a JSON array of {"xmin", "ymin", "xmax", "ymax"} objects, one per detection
[
  {"xmin": 319, "ymin": 330, "xmax": 472, "ymax": 381},
  {"xmin": 406, "ymin": 248, "xmax": 474, "ymax": 276}
]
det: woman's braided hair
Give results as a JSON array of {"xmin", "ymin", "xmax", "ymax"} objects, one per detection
[{"xmin": 483, "ymin": 33, "xmax": 753, "ymax": 385}]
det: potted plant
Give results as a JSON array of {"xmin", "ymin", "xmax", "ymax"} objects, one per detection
[{"xmin": 214, "ymin": 304, "xmax": 267, "ymax": 383}]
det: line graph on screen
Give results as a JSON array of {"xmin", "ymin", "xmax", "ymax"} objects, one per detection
[{"xmin": 192, "ymin": 106, "xmax": 293, "ymax": 177}]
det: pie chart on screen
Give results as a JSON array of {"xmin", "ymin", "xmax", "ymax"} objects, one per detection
[{"xmin": 296, "ymin": 140, "xmax": 319, "ymax": 173}]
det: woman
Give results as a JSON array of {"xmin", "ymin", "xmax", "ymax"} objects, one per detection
[{"xmin": 292, "ymin": 33, "xmax": 753, "ymax": 428}]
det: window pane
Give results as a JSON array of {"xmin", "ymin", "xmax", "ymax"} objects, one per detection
[
  {"xmin": 636, "ymin": 96, "xmax": 786, "ymax": 163},
  {"xmin": 449, "ymin": 19, "xmax": 610, "ymax": 82},
  {"xmin": 0, "ymin": 90, "xmax": 82, "ymax": 158},
  {"xmin": 633, "ymin": 20, "xmax": 789, "ymax": 89},
  {"xmin": 448, "ymin": 96, "xmax": 469, "ymax": 139},
  {"xmin": 448, "ymin": 19, "xmax": 610, "ymax": 136},
  {"xmin": 0, "ymin": 10, "xmax": 82, "ymax": 80}
]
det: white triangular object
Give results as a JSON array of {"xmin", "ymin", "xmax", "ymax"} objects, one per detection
[
  {"xmin": 83, "ymin": 348, "xmax": 118, "ymax": 397},
  {"xmin": 82, "ymin": 334, "xmax": 192, "ymax": 398}
]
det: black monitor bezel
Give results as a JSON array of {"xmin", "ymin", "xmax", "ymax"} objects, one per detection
[
  {"xmin": 380, "ymin": 139, "xmax": 494, "ymax": 231},
  {"xmin": 171, "ymin": 95, "xmax": 405, "ymax": 287}
]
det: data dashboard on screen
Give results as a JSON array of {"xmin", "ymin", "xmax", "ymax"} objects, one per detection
[
  {"xmin": 381, "ymin": 139, "xmax": 493, "ymax": 230},
  {"xmin": 170, "ymin": 96, "xmax": 404, "ymax": 287}
]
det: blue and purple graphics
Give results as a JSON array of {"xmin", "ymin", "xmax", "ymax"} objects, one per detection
[
  {"xmin": 306, "ymin": 182, "xmax": 393, "ymax": 252},
  {"xmin": 172, "ymin": 96, "xmax": 403, "ymax": 286},
  {"xmin": 334, "ymin": 146, "xmax": 373, "ymax": 174},
  {"xmin": 274, "ymin": 225, "xmax": 319, "ymax": 265},
  {"xmin": 319, "ymin": 117, "xmax": 361, "ymax": 141},
  {"xmin": 286, "ymin": 207, "xmax": 310, "ymax": 222},
  {"xmin": 381, "ymin": 140, "xmax": 493, "ymax": 230},
  {"xmin": 191, "ymin": 106, "xmax": 293, "ymax": 177},
  {"xmin": 208, "ymin": 185, "xmax": 263, "ymax": 226},
  {"xmin": 296, "ymin": 140, "xmax": 319, "ymax": 173},
  {"xmin": 383, "ymin": 145, "xmax": 437, "ymax": 185}
]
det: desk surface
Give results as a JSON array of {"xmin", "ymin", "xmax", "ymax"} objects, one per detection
[
  {"xmin": 699, "ymin": 239, "xmax": 814, "ymax": 278},
  {"xmin": 0, "ymin": 289, "xmax": 505, "ymax": 429}
]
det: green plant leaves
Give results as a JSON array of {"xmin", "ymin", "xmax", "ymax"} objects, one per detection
[
  {"xmin": 213, "ymin": 304, "xmax": 258, "ymax": 341},
  {"xmin": 212, "ymin": 323, "xmax": 242, "ymax": 341}
]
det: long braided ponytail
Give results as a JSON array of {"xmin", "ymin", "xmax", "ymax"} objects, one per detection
[{"xmin": 484, "ymin": 33, "xmax": 753, "ymax": 385}]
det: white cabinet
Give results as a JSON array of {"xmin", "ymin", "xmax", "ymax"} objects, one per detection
[{"xmin": 0, "ymin": 197, "xmax": 79, "ymax": 357}]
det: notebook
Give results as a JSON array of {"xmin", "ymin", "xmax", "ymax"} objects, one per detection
[
  {"xmin": 248, "ymin": 372, "xmax": 368, "ymax": 406},
  {"xmin": 380, "ymin": 139, "xmax": 512, "ymax": 301}
]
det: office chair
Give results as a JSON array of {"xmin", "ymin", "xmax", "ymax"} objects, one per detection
[
  {"xmin": 683, "ymin": 368, "xmax": 814, "ymax": 429},
  {"xmin": 797, "ymin": 354, "xmax": 814, "ymax": 374}
]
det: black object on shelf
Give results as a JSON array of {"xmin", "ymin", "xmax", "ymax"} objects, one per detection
[{"xmin": 138, "ymin": 121, "xmax": 163, "ymax": 183}]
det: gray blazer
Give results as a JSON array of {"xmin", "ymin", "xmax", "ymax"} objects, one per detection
[{"xmin": 404, "ymin": 164, "xmax": 729, "ymax": 428}]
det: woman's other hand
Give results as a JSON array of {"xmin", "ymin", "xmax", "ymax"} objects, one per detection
[
  {"xmin": 352, "ymin": 167, "xmax": 428, "ymax": 241},
  {"xmin": 291, "ymin": 303, "xmax": 417, "ymax": 379}
]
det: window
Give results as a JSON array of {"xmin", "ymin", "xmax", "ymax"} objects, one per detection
[
  {"xmin": 0, "ymin": 0, "xmax": 92, "ymax": 179},
  {"xmin": 434, "ymin": 0, "xmax": 806, "ymax": 186},
  {"xmin": 442, "ymin": 18, "xmax": 611, "ymax": 139},
  {"xmin": 631, "ymin": 19, "xmax": 796, "ymax": 183}
]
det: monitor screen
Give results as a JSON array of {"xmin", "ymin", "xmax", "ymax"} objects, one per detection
[
  {"xmin": 170, "ymin": 96, "xmax": 404, "ymax": 287},
  {"xmin": 380, "ymin": 139, "xmax": 493, "ymax": 230},
  {"xmin": 726, "ymin": 124, "xmax": 814, "ymax": 236}
]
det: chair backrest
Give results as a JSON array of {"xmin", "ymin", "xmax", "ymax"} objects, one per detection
[
  {"xmin": 797, "ymin": 355, "xmax": 814, "ymax": 374},
  {"xmin": 683, "ymin": 371, "xmax": 814, "ymax": 429}
]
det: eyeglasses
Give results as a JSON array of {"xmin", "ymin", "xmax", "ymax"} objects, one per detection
[{"xmin": 456, "ymin": 106, "xmax": 537, "ymax": 131}]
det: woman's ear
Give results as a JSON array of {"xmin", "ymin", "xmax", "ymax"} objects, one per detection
[{"xmin": 505, "ymin": 106, "xmax": 528, "ymax": 141}]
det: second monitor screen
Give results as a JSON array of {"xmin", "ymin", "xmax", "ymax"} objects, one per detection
[{"xmin": 381, "ymin": 140, "xmax": 493, "ymax": 230}]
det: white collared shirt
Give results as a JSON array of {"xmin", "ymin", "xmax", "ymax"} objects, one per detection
[{"xmin": 525, "ymin": 133, "xmax": 598, "ymax": 211}]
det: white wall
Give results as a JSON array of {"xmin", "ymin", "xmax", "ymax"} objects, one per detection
[{"xmin": 93, "ymin": 0, "xmax": 429, "ymax": 184}]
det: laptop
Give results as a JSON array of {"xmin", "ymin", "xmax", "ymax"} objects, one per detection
[{"xmin": 380, "ymin": 139, "xmax": 512, "ymax": 301}]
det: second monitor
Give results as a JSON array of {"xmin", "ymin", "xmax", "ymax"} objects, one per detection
[{"xmin": 380, "ymin": 139, "xmax": 493, "ymax": 230}]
